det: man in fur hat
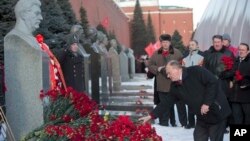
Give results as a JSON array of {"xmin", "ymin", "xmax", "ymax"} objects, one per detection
[{"xmin": 147, "ymin": 34, "xmax": 183, "ymax": 126}]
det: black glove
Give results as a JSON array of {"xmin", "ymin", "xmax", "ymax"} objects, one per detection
[
  {"xmin": 239, "ymin": 76, "xmax": 250, "ymax": 89},
  {"xmin": 147, "ymin": 71, "xmax": 155, "ymax": 79},
  {"xmin": 219, "ymin": 70, "xmax": 234, "ymax": 80}
]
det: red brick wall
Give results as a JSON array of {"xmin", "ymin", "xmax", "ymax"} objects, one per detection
[
  {"xmin": 69, "ymin": 0, "xmax": 193, "ymax": 49},
  {"xmin": 160, "ymin": 10, "xmax": 193, "ymax": 45},
  {"xmin": 70, "ymin": 0, "xmax": 131, "ymax": 48},
  {"xmin": 122, "ymin": 6, "xmax": 193, "ymax": 46}
]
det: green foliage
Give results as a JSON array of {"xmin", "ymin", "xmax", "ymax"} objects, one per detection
[
  {"xmin": 146, "ymin": 11, "xmax": 156, "ymax": 44},
  {"xmin": 35, "ymin": 0, "xmax": 70, "ymax": 49},
  {"xmin": 57, "ymin": 0, "xmax": 77, "ymax": 25},
  {"xmin": 130, "ymin": 0, "xmax": 148, "ymax": 57},
  {"xmin": 0, "ymin": 0, "xmax": 17, "ymax": 63},
  {"xmin": 171, "ymin": 30, "xmax": 186, "ymax": 54},
  {"xmin": 79, "ymin": 6, "xmax": 89, "ymax": 37}
]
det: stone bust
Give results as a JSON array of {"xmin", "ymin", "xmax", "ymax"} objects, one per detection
[
  {"xmin": 70, "ymin": 24, "xmax": 84, "ymax": 42},
  {"xmin": 87, "ymin": 27, "xmax": 98, "ymax": 44},
  {"xmin": 4, "ymin": 0, "xmax": 43, "ymax": 50},
  {"xmin": 96, "ymin": 31, "xmax": 108, "ymax": 54},
  {"xmin": 109, "ymin": 39, "xmax": 119, "ymax": 54},
  {"xmin": 110, "ymin": 39, "xmax": 118, "ymax": 50},
  {"xmin": 68, "ymin": 24, "xmax": 87, "ymax": 55}
]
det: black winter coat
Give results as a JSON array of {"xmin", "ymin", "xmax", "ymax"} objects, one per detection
[
  {"xmin": 203, "ymin": 46, "xmax": 235, "ymax": 98},
  {"xmin": 231, "ymin": 54, "xmax": 250, "ymax": 103},
  {"xmin": 54, "ymin": 49, "xmax": 85, "ymax": 92},
  {"xmin": 152, "ymin": 66, "xmax": 231, "ymax": 124},
  {"xmin": 204, "ymin": 46, "xmax": 234, "ymax": 77}
]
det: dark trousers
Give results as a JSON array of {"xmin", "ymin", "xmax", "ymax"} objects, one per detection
[
  {"xmin": 194, "ymin": 119, "xmax": 226, "ymax": 141},
  {"xmin": 176, "ymin": 101, "xmax": 187, "ymax": 126},
  {"xmin": 158, "ymin": 92, "xmax": 176, "ymax": 126},
  {"xmin": 232, "ymin": 102, "xmax": 250, "ymax": 125},
  {"xmin": 187, "ymin": 105, "xmax": 196, "ymax": 126}
]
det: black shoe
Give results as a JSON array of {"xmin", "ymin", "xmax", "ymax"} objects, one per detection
[
  {"xmin": 185, "ymin": 124, "xmax": 195, "ymax": 129},
  {"xmin": 159, "ymin": 122, "xmax": 169, "ymax": 127},
  {"xmin": 224, "ymin": 128, "xmax": 229, "ymax": 134},
  {"xmin": 171, "ymin": 124, "xmax": 177, "ymax": 127}
]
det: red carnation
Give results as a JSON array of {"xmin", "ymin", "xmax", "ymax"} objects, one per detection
[
  {"xmin": 49, "ymin": 114, "xmax": 57, "ymax": 121},
  {"xmin": 235, "ymin": 70, "xmax": 243, "ymax": 81},
  {"xmin": 35, "ymin": 34, "xmax": 44, "ymax": 43},
  {"xmin": 61, "ymin": 114, "xmax": 72, "ymax": 123},
  {"xmin": 162, "ymin": 50, "xmax": 169, "ymax": 57},
  {"xmin": 221, "ymin": 55, "xmax": 234, "ymax": 70}
]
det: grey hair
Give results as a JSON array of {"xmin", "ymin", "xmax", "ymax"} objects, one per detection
[
  {"xmin": 14, "ymin": 0, "xmax": 41, "ymax": 19},
  {"xmin": 167, "ymin": 60, "xmax": 182, "ymax": 69}
]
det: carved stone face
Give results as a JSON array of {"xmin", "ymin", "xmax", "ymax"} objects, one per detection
[
  {"xmin": 110, "ymin": 39, "xmax": 117, "ymax": 48},
  {"xmin": 88, "ymin": 27, "xmax": 97, "ymax": 41},
  {"xmin": 103, "ymin": 35, "xmax": 108, "ymax": 46},
  {"xmin": 71, "ymin": 25, "xmax": 84, "ymax": 36},
  {"xmin": 22, "ymin": 5, "xmax": 43, "ymax": 33}
]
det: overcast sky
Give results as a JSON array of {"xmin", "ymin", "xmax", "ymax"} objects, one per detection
[{"xmin": 159, "ymin": 0, "xmax": 211, "ymax": 28}]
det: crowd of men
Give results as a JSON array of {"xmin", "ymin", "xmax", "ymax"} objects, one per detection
[{"xmin": 140, "ymin": 33, "xmax": 250, "ymax": 141}]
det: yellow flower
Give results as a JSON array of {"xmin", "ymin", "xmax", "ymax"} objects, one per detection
[{"xmin": 104, "ymin": 111, "xmax": 110, "ymax": 121}]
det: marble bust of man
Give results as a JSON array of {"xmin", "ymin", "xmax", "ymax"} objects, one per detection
[
  {"xmin": 96, "ymin": 31, "xmax": 108, "ymax": 54},
  {"xmin": 68, "ymin": 24, "xmax": 88, "ymax": 55},
  {"xmin": 4, "ymin": 0, "xmax": 43, "ymax": 50},
  {"xmin": 3, "ymin": 0, "xmax": 45, "ymax": 139},
  {"xmin": 109, "ymin": 39, "xmax": 118, "ymax": 54}
]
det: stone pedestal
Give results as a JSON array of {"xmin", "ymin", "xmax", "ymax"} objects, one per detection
[
  {"xmin": 100, "ymin": 55, "xmax": 108, "ymax": 93},
  {"xmin": 119, "ymin": 52, "xmax": 129, "ymax": 81},
  {"xmin": 127, "ymin": 48, "xmax": 135, "ymax": 79},
  {"xmin": 4, "ymin": 32, "xmax": 49, "ymax": 140},
  {"xmin": 109, "ymin": 47, "xmax": 121, "ymax": 91}
]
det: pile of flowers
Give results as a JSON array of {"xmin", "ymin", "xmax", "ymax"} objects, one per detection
[
  {"xmin": 221, "ymin": 55, "xmax": 234, "ymax": 70},
  {"xmin": 22, "ymin": 87, "xmax": 162, "ymax": 141}
]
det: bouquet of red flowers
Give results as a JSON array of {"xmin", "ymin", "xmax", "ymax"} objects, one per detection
[
  {"xmin": 221, "ymin": 55, "xmax": 234, "ymax": 70},
  {"xmin": 235, "ymin": 70, "xmax": 243, "ymax": 81},
  {"xmin": 22, "ymin": 88, "xmax": 162, "ymax": 141}
]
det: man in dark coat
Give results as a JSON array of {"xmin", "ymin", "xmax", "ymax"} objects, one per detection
[
  {"xmin": 203, "ymin": 35, "xmax": 234, "ymax": 96},
  {"xmin": 56, "ymin": 36, "xmax": 85, "ymax": 92},
  {"xmin": 203, "ymin": 35, "xmax": 235, "ymax": 132},
  {"xmin": 231, "ymin": 43, "xmax": 250, "ymax": 124},
  {"xmin": 139, "ymin": 60, "xmax": 231, "ymax": 141}
]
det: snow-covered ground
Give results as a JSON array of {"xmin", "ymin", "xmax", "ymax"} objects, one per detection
[
  {"xmin": 154, "ymin": 124, "xmax": 230, "ymax": 141},
  {"xmin": 153, "ymin": 119, "xmax": 229, "ymax": 141}
]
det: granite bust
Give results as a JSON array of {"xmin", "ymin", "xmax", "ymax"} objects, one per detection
[{"xmin": 4, "ymin": 0, "xmax": 47, "ymax": 139}]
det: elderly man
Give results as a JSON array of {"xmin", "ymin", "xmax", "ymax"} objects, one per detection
[{"xmin": 139, "ymin": 60, "xmax": 231, "ymax": 141}]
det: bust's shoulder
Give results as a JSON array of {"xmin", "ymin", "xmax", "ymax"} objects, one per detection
[{"xmin": 5, "ymin": 29, "xmax": 40, "ymax": 50}]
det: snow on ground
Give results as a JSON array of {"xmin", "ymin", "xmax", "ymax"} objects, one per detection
[
  {"xmin": 153, "ymin": 124, "xmax": 229, "ymax": 141},
  {"xmin": 152, "ymin": 106, "xmax": 230, "ymax": 141}
]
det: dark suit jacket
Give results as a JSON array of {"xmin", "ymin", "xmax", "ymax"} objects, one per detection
[{"xmin": 152, "ymin": 66, "xmax": 231, "ymax": 124}]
